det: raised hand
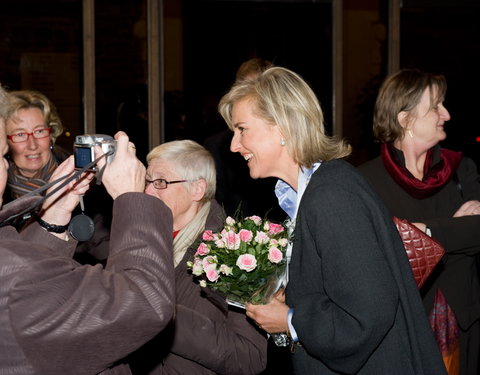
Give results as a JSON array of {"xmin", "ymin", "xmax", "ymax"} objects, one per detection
[
  {"xmin": 96, "ymin": 131, "xmax": 146, "ymax": 200},
  {"xmin": 40, "ymin": 156, "xmax": 94, "ymax": 228}
]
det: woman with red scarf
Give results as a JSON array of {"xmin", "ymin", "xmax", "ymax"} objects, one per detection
[{"xmin": 360, "ymin": 69, "xmax": 480, "ymax": 375}]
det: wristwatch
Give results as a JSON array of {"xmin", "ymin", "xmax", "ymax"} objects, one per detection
[{"xmin": 37, "ymin": 217, "xmax": 69, "ymax": 233}]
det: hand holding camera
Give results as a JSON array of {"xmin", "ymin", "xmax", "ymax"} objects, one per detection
[
  {"xmin": 95, "ymin": 131, "xmax": 146, "ymax": 200},
  {"xmin": 39, "ymin": 156, "xmax": 94, "ymax": 239},
  {"xmin": 74, "ymin": 134, "xmax": 116, "ymax": 170}
]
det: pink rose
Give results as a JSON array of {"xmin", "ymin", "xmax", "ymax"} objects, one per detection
[
  {"xmin": 215, "ymin": 239, "xmax": 225, "ymax": 248},
  {"xmin": 246, "ymin": 215, "xmax": 262, "ymax": 225},
  {"xmin": 268, "ymin": 223, "xmax": 285, "ymax": 235},
  {"xmin": 195, "ymin": 242, "xmax": 209, "ymax": 256},
  {"xmin": 278, "ymin": 238, "xmax": 289, "ymax": 247},
  {"xmin": 223, "ymin": 230, "xmax": 240, "ymax": 250},
  {"xmin": 239, "ymin": 229, "xmax": 253, "ymax": 243},
  {"xmin": 236, "ymin": 254, "xmax": 257, "ymax": 272},
  {"xmin": 219, "ymin": 264, "xmax": 233, "ymax": 275},
  {"xmin": 191, "ymin": 258, "xmax": 204, "ymax": 276},
  {"xmin": 202, "ymin": 230, "xmax": 215, "ymax": 241},
  {"xmin": 202, "ymin": 255, "xmax": 217, "ymax": 271},
  {"xmin": 268, "ymin": 247, "xmax": 283, "ymax": 263},
  {"xmin": 206, "ymin": 268, "xmax": 220, "ymax": 282},
  {"xmin": 254, "ymin": 231, "xmax": 269, "ymax": 244}
]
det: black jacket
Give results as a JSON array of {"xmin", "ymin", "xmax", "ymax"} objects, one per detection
[
  {"xmin": 286, "ymin": 159, "xmax": 446, "ymax": 374},
  {"xmin": 359, "ymin": 149, "xmax": 480, "ymax": 330}
]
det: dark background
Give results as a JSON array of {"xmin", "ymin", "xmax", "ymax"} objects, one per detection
[
  {"xmin": 1, "ymin": 0, "xmax": 479, "ymax": 166},
  {"xmin": 1, "ymin": 1, "xmax": 479, "ymax": 374}
]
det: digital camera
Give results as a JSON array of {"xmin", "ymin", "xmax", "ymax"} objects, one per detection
[{"xmin": 74, "ymin": 134, "xmax": 116, "ymax": 170}]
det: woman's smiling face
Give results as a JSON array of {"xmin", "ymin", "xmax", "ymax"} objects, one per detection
[
  {"xmin": 6, "ymin": 107, "xmax": 52, "ymax": 177},
  {"xmin": 230, "ymin": 98, "xmax": 285, "ymax": 180}
]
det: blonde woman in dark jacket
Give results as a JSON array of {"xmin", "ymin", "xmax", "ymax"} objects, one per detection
[{"xmin": 218, "ymin": 66, "xmax": 446, "ymax": 375}]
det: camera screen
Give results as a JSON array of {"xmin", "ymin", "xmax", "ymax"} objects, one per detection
[{"xmin": 74, "ymin": 146, "xmax": 93, "ymax": 168}]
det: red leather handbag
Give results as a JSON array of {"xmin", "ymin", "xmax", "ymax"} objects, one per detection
[{"xmin": 393, "ymin": 217, "xmax": 445, "ymax": 288}]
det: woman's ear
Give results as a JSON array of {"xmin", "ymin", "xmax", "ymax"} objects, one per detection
[
  {"xmin": 273, "ymin": 125, "xmax": 286, "ymax": 147},
  {"xmin": 191, "ymin": 178, "xmax": 207, "ymax": 202},
  {"xmin": 397, "ymin": 111, "xmax": 409, "ymax": 128}
]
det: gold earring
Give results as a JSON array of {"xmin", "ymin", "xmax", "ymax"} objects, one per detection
[{"xmin": 408, "ymin": 130, "xmax": 414, "ymax": 139}]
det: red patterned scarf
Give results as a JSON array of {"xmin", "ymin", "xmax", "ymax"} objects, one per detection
[{"xmin": 429, "ymin": 289, "xmax": 460, "ymax": 375}]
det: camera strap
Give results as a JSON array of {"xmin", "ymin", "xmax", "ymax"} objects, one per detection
[{"xmin": 0, "ymin": 152, "xmax": 111, "ymax": 228}]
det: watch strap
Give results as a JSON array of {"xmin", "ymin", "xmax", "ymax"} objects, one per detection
[{"xmin": 38, "ymin": 217, "xmax": 69, "ymax": 233}]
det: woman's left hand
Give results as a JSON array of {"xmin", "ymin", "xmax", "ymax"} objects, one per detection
[
  {"xmin": 245, "ymin": 293, "xmax": 290, "ymax": 334},
  {"xmin": 40, "ymin": 156, "xmax": 94, "ymax": 226},
  {"xmin": 453, "ymin": 200, "xmax": 480, "ymax": 217}
]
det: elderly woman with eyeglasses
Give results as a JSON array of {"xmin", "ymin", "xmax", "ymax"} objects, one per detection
[
  {"xmin": 4, "ymin": 90, "xmax": 69, "ymax": 204},
  {"xmin": 130, "ymin": 139, "xmax": 267, "ymax": 375}
]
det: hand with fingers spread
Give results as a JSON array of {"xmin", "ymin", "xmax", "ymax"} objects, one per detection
[
  {"xmin": 39, "ymin": 156, "xmax": 94, "ymax": 229},
  {"xmin": 96, "ymin": 131, "xmax": 146, "ymax": 200},
  {"xmin": 453, "ymin": 200, "xmax": 480, "ymax": 217}
]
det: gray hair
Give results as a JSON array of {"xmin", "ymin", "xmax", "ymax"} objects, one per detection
[
  {"xmin": 0, "ymin": 84, "xmax": 10, "ymax": 121},
  {"xmin": 147, "ymin": 140, "xmax": 216, "ymax": 202}
]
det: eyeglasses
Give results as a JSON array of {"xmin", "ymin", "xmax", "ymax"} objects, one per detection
[
  {"xmin": 145, "ymin": 178, "xmax": 188, "ymax": 190},
  {"xmin": 6, "ymin": 127, "xmax": 52, "ymax": 143}
]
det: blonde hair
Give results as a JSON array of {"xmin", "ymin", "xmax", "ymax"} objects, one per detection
[
  {"xmin": 147, "ymin": 140, "xmax": 216, "ymax": 202},
  {"xmin": 218, "ymin": 66, "xmax": 351, "ymax": 168},
  {"xmin": 7, "ymin": 90, "xmax": 63, "ymax": 144}
]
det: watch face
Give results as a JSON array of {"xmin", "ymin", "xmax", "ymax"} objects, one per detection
[{"xmin": 69, "ymin": 213, "xmax": 95, "ymax": 242}]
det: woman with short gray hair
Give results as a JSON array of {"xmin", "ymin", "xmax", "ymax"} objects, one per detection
[{"xmin": 131, "ymin": 139, "xmax": 267, "ymax": 374}]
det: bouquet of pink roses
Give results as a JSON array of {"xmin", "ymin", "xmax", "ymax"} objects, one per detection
[{"xmin": 188, "ymin": 215, "xmax": 289, "ymax": 306}]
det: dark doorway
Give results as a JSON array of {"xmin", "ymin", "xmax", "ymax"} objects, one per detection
[{"xmin": 181, "ymin": 0, "xmax": 334, "ymax": 144}]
